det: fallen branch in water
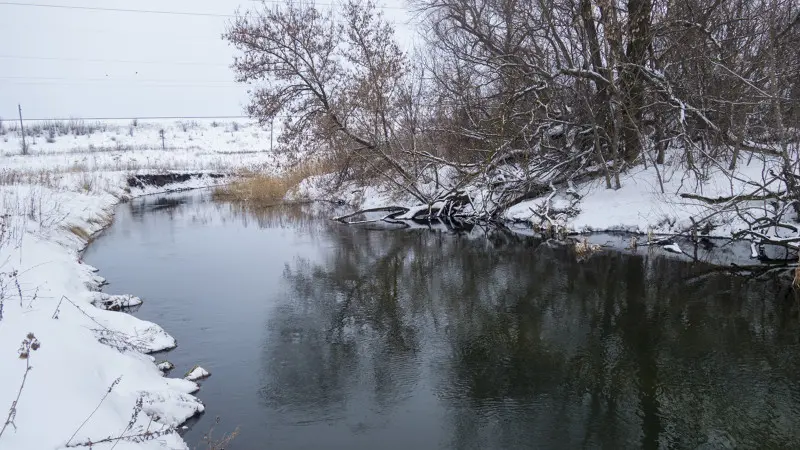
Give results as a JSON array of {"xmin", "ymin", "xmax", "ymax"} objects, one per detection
[{"xmin": 333, "ymin": 206, "xmax": 408, "ymax": 224}]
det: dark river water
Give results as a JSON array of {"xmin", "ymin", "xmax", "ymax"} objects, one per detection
[{"xmin": 83, "ymin": 191, "xmax": 800, "ymax": 449}]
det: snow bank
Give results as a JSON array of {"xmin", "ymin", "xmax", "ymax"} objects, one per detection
[
  {"xmin": 0, "ymin": 178, "xmax": 215, "ymax": 449},
  {"xmin": 0, "ymin": 120, "xmax": 284, "ymax": 450},
  {"xmin": 296, "ymin": 150, "xmax": 795, "ymax": 247},
  {"xmin": 504, "ymin": 159, "xmax": 789, "ymax": 237}
]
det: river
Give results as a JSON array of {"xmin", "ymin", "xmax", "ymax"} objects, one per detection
[{"xmin": 83, "ymin": 190, "xmax": 800, "ymax": 449}]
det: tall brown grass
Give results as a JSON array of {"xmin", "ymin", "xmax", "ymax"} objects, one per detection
[{"xmin": 213, "ymin": 161, "xmax": 325, "ymax": 206}]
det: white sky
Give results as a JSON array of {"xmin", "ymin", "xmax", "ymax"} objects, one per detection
[{"xmin": 0, "ymin": 0, "xmax": 414, "ymax": 120}]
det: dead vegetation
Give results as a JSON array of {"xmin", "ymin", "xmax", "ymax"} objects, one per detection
[
  {"xmin": 213, "ymin": 161, "xmax": 325, "ymax": 206},
  {"xmin": 68, "ymin": 225, "xmax": 91, "ymax": 242}
]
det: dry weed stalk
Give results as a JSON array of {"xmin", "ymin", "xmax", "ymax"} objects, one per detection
[
  {"xmin": 199, "ymin": 416, "xmax": 240, "ymax": 450},
  {"xmin": 0, "ymin": 333, "xmax": 41, "ymax": 440}
]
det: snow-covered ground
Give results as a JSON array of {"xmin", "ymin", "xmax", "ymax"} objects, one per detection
[
  {"xmin": 504, "ymin": 157, "xmax": 787, "ymax": 238},
  {"xmin": 0, "ymin": 119, "xmax": 280, "ymax": 450},
  {"xmin": 1, "ymin": 119, "xmax": 287, "ymax": 174}
]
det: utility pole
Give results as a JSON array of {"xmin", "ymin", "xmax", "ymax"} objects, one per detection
[{"xmin": 18, "ymin": 104, "xmax": 27, "ymax": 155}]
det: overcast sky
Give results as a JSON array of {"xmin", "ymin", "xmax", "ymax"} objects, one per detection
[{"xmin": 0, "ymin": 0, "xmax": 414, "ymax": 120}]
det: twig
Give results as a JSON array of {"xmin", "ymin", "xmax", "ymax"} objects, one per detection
[
  {"xmin": 110, "ymin": 396, "xmax": 143, "ymax": 450},
  {"xmin": 66, "ymin": 376, "xmax": 122, "ymax": 446},
  {"xmin": 54, "ymin": 295, "xmax": 111, "ymax": 331},
  {"xmin": 51, "ymin": 295, "xmax": 66, "ymax": 319},
  {"xmin": 66, "ymin": 427, "xmax": 175, "ymax": 448}
]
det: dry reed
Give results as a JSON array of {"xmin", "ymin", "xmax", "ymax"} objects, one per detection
[{"xmin": 213, "ymin": 161, "xmax": 324, "ymax": 206}]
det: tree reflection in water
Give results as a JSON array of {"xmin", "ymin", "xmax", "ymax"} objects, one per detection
[
  {"xmin": 265, "ymin": 216, "xmax": 800, "ymax": 448},
  {"xmin": 93, "ymin": 194, "xmax": 800, "ymax": 449}
]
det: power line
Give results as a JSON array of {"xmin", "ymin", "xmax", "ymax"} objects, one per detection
[
  {"xmin": 4, "ymin": 82, "xmax": 243, "ymax": 88},
  {"xmin": 0, "ymin": 0, "xmax": 407, "ymax": 17},
  {"xmin": 0, "ymin": 54, "xmax": 229, "ymax": 67},
  {"xmin": 0, "ymin": 75, "xmax": 237, "ymax": 83},
  {"xmin": 0, "ymin": 23, "xmax": 227, "ymax": 40},
  {"xmin": 0, "ymin": 1, "xmax": 235, "ymax": 17},
  {"xmin": 10, "ymin": 115, "xmax": 253, "ymax": 121}
]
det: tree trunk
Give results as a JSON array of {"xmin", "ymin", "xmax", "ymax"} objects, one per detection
[
  {"xmin": 654, "ymin": 122, "xmax": 666, "ymax": 164},
  {"xmin": 620, "ymin": 0, "xmax": 653, "ymax": 163},
  {"xmin": 580, "ymin": 0, "xmax": 616, "ymax": 161}
]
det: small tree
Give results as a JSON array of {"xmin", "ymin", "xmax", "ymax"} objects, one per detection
[{"xmin": 225, "ymin": 0, "xmax": 432, "ymax": 201}]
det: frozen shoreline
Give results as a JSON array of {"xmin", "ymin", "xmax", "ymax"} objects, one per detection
[
  {"xmin": 0, "ymin": 119, "xmax": 282, "ymax": 450},
  {"xmin": 0, "ymin": 175, "xmax": 232, "ymax": 450}
]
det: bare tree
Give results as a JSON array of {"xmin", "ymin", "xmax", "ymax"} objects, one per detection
[
  {"xmin": 225, "ymin": 0, "xmax": 430, "ymax": 202},
  {"xmin": 228, "ymin": 0, "xmax": 799, "ymax": 235}
]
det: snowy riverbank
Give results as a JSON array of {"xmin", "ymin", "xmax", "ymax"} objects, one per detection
[
  {"xmin": 0, "ymin": 117, "xmax": 795, "ymax": 449},
  {"xmin": 297, "ymin": 155, "xmax": 794, "ymax": 238},
  {"xmin": 0, "ymin": 119, "xmax": 280, "ymax": 449},
  {"xmin": 503, "ymin": 159, "xmax": 785, "ymax": 238}
]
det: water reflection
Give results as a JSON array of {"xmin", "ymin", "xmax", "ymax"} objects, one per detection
[
  {"xmin": 273, "ymin": 220, "xmax": 800, "ymax": 449},
  {"xmin": 87, "ymin": 193, "xmax": 800, "ymax": 449}
]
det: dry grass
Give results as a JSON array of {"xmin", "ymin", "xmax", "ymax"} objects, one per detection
[
  {"xmin": 68, "ymin": 225, "xmax": 91, "ymax": 242},
  {"xmin": 0, "ymin": 170, "xmax": 62, "ymax": 188},
  {"xmin": 213, "ymin": 160, "xmax": 325, "ymax": 206},
  {"xmin": 198, "ymin": 417, "xmax": 239, "ymax": 450}
]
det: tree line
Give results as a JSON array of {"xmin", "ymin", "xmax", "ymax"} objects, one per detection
[{"xmin": 225, "ymin": 0, "xmax": 799, "ymax": 251}]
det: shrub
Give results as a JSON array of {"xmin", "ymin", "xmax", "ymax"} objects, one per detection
[{"xmin": 65, "ymin": 119, "xmax": 105, "ymax": 136}]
